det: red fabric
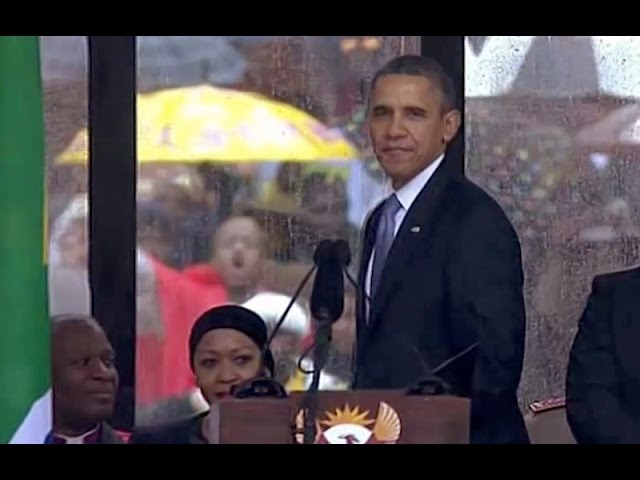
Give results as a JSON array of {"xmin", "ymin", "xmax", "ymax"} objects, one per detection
[
  {"xmin": 136, "ymin": 258, "xmax": 228, "ymax": 405},
  {"xmin": 182, "ymin": 263, "xmax": 225, "ymax": 286}
]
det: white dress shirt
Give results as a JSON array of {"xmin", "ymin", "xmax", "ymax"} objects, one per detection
[{"xmin": 365, "ymin": 153, "xmax": 445, "ymax": 301}]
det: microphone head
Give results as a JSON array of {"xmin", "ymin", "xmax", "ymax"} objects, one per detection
[
  {"xmin": 333, "ymin": 239, "xmax": 351, "ymax": 267},
  {"xmin": 313, "ymin": 239, "xmax": 336, "ymax": 265},
  {"xmin": 310, "ymin": 239, "xmax": 344, "ymax": 323}
]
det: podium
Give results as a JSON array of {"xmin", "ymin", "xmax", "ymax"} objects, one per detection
[{"xmin": 208, "ymin": 390, "xmax": 470, "ymax": 444}]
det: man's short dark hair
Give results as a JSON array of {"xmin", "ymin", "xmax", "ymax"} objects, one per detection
[{"xmin": 369, "ymin": 55, "xmax": 458, "ymax": 113}]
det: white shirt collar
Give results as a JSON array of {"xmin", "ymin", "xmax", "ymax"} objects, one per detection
[
  {"xmin": 56, "ymin": 425, "xmax": 99, "ymax": 444},
  {"xmin": 394, "ymin": 153, "xmax": 445, "ymax": 212}
]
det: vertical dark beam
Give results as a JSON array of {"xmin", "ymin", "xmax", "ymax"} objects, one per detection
[
  {"xmin": 421, "ymin": 36, "xmax": 465, "ymax": 174},
  {"xmin": 88, "ymin": 36, "xmax": 136, "ymax": 430}
]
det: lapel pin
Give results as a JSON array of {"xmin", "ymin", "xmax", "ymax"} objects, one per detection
[{"xmin": 411, "ymin": 226, "xmax": 421, "ymax": 233}]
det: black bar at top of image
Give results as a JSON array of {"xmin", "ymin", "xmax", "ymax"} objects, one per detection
[
  {"xmin": 88, "ymin": 36, "xmax": 136, "ymax": 431},
  {"xmin": 421, "ymin": 36, "xmax": 465, "ymax": 174}
]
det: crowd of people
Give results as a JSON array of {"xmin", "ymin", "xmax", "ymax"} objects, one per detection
[{"xmin": 48, "ymin": 154, "xmax": 367, "ymax": 426}]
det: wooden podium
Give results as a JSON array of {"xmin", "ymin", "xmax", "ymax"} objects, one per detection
[{"xmin": 208, "ymin": 390, "xmax": 470, "ymax": 444}]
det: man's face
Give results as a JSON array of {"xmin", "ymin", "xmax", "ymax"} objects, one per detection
[
  {"xmin": 52, "ymin": 322, "xmax": 119, "ymax": 429},
  {"xmin": 368, "ymin": 74, "xmax": 460, "ymax": 189},
  {"xmin": 213, "ymin": 217, "xmax": 264, "ymax": 289}
]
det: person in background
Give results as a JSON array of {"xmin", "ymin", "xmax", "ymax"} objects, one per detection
[
  {"xmin": 48, "ymin": 195, "xmax": 91, "ymax": 317},
  {"xmin": 48, "ymin": 314, "xmax": 125, "ymax": 444},
  {"xmin": 135, "ymin": 203, "xmax": 227, "ymax": 424},
  {"xmin": 129, "ymin": 305, "xmax": 276, "ymax": 444},
  {"xmin": 183, "ymin": 215, "xmax": 264, "ymax": 304},
  {"xmin": 242, "ymin": 291, "xmax": 348, "ymax": 392},
  {"xmin": 566, "ymin": 266, "xmax": 640, "ymax": 443},
  {"xmin": 291, "ymin": 173, "xmax": 360, "ymax": 264}
]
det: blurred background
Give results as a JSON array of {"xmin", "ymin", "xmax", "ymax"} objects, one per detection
[
  {"xmin": 42, "ymin": 35, "xmax": 419, "ymax": 426},
  {"xmin": 466, "ymin": 36, "xmax": 640, "ymax": 407},
  {"xmin": 42, "ymin": 36, "xmax": 640, "ymax": 427}
]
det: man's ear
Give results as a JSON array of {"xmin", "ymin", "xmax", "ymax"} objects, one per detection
[{"xmin": 443, "ymin": 109, "xmax": 462, "ymax": 143}]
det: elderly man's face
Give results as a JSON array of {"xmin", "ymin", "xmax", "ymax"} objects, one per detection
[{"xmin": 52, "ymin": 321, "xmax": 118, "ymax": 432}]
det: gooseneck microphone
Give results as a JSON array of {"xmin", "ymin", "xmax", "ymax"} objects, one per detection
[
  {"xmin": 299, "ymin": 239, "xmax": 348, "ymax": 444},
  {"xmin": 238, "ymin": 255, "xmax": 317, "ymax": 402}
]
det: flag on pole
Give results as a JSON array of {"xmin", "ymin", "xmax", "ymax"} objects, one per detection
[{"xmin": 0, "ymin": 36, "xmax": 51, "ymax": 444}]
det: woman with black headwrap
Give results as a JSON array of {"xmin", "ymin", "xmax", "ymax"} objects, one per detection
[{"xmin": 130, "ymin": 305, "xmax": 276, "ymax": 444}]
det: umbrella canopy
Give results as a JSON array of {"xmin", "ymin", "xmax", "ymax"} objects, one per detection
[
  {"xmin": 56, "ymin": 84, "xmax": 358, "ymax": 164},
  {"xmin": 41, "ymin": 36, "xmax": 247, "ymax": 90}
]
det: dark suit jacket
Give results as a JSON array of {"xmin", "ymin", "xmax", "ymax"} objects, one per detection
[
  {"xmin": 353, "ymin": 154, "xmax": 529, "ymax": 444},
  {"xmin": 128, "ymin": 412, "xmax": 207, "ymax": 444},
  {"xmin": 100, "ymin": 423, "xmax": 126, "ymax": 444},
  {"xmin": 566, "ymin": 266, "xmax": 640, "ymax": 443}
]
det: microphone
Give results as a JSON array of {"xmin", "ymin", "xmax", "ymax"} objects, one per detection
[
  {"xmin": 301, "ymin": 239, "xmax": 347, "ymax": 444},
  {"xmin": 309, "ymin": 239, "xmax": 345, "ymax": 323},
  {"xmin": 265, "ymin": 265, "xmax": 316, "ymax": 348},
  {"xmin": 242, "ymin": 253, "xmax": 317, "ymax": 402},
  {"xmin": 405, "ymin": 342, "xmax": 478, "ymax": 396},
  {"xmin": 333, "ymin": 238, "xmax": 351, "ymax": 269}
]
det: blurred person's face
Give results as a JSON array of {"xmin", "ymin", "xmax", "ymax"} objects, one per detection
[
  {"xmin": 300, "ymin": 181, "xmax": 348, "ymax": 236},
  {"xmin": 213, "ymin": 217, "xmax": 264, "ymax": 289},
  {"xmin": 193, "ymin": 328, "xmax": 263, "ymax": 403},
  {"xmin": 368, "ymin": 74, "xmax": 460, "ymax": 190},
  {"xmin": 155, "ymin": 182, "xmax": 194, "ymax": 218},
  {"xmin": 137, "ymin": 223, "xmax": 172, "ymax": 264},
  {"xmin": 276, "ymin": 163, "xmax": 303, "ymax": 193},
  {"xmin": 52, "ymin": 321, "xmax": 119, "ymax": 433},
  {"xmin": 59, "ymin": 219, "xmax": 88, "ymax": 268}
]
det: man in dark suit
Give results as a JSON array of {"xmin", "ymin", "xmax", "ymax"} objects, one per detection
[
  {"xmin": 566, "ymin": 267, "xmax": 640, "ymax": 443},
  {"xmin": 352, "ymin": 55, "xmax": 529, "ymax": 444},
  {"xmin": 47, "ymin": 314, "xmax": 125, "ymax": 444}
]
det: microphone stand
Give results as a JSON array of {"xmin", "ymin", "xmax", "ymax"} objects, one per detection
[{"xmin": 301, "ymin": 308, "xmax": 333, "ymax": 445}]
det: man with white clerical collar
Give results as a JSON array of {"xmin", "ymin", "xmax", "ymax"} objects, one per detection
[{"xmin": 47, "ymin": 314, "xmax": 123, "ymax": 444}]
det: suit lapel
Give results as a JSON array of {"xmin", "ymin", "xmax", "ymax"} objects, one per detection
[
  {"xmin": 99, "ymin": 423, "xmax": 125, "ymax": 444},
  {"xmin": 369, "ymin": 156, "xmax": 457, "ymax": 326}
]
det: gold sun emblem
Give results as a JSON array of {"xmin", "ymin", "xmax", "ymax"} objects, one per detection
[
  {"xmin": 295, "ymin": 402, "xmax": 401, "ymax": 444},
  {"xmin": 320, "ymin": 404, "xmax": 375, "ymax": 428}
]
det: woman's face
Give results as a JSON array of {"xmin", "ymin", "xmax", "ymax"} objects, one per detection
[{"xmin": 193, "ymin": 328, "xmax": 264, "ymax": 403}]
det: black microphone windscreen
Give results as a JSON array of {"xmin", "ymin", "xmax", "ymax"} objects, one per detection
[
  {"xmin": 310, "ymin": 240, "xmax": 344, "ymax": 323},
  {"xmin": 313, "ymin": 239, "xmax": 336, "ymax": 265},
  {"xmin": 333, "ymin": 239, "xmax": 351, "ymax": 267}
]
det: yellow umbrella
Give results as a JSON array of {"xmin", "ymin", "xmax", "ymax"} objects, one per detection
[{"xmin": 56, "ymin": 84, "xmax": 358, "ymax": 164}]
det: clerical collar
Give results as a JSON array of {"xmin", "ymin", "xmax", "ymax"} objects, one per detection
[{"xmin": 52, "ymin": 425, "xmax": 100, "ymax": 444}]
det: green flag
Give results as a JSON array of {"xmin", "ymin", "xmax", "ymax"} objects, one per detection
[{"xmin": 0, "ymin": 36, "xmax": 51, "ymax": 444}]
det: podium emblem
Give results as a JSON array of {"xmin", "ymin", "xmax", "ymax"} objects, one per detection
[{"xmin": 295, "ymin": 402, "xmax": 401, "ymax": 444}]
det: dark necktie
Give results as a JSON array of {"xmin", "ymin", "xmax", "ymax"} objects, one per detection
[{"xmin": 370, "ymin": 194, "xmax": 402, "ymax": 299}]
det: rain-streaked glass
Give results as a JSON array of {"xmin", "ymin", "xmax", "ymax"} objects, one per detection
[
  {"xmin": 41, "ymin": 36, "xmax": 91, "ymax": 318},
  {"xmin": 124, "ymin": 36, "xmax": 419, "ymax": 426},
  {"xmin": 465, "ymin": 36, "xmax": 640, "ymax": 408}
]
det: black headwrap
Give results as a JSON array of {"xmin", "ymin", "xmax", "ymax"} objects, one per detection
[{"xmin": 188, "ymin": 304, "xmax": 275, "ymax": 375}]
